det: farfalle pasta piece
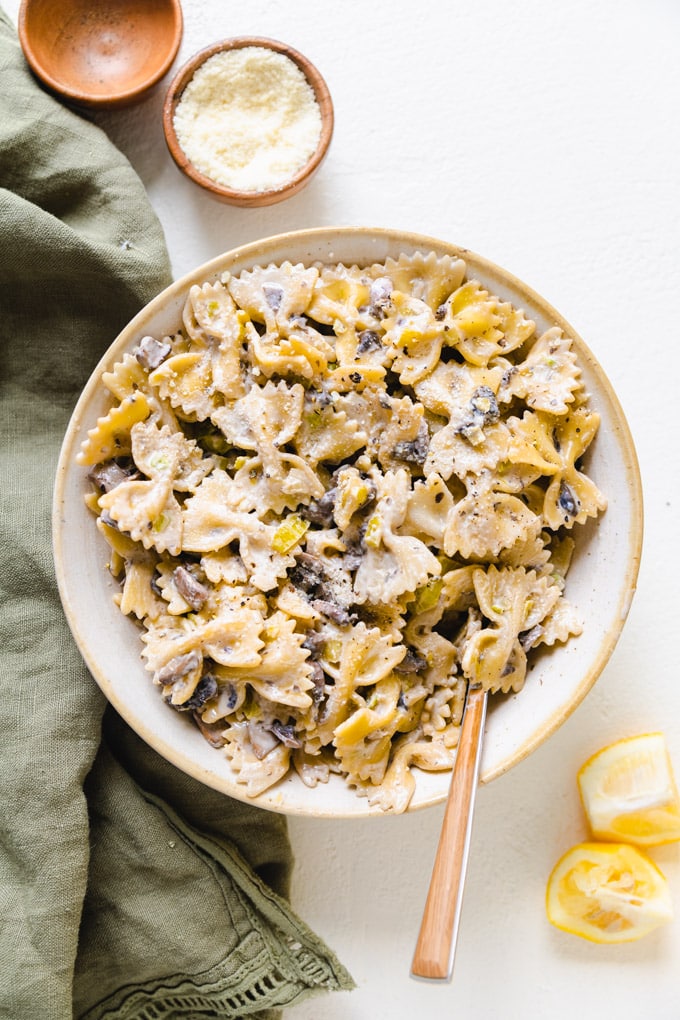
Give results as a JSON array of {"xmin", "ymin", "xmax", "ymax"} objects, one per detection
[
  {"xmin": 292, "ymin": 394, "xmax": 367, "ymax": 469},
  {"xmin": 427, "ymin": 419, "xmax": 511, "ymax": 482},
  {"xmin": 227, "ymin": 262, "xmax": 319, "ymax": 331},
  {"xmin": 219, "ymin": 378, "xmax": 303, "ymax": 451},
  {"xmin": 149, "ymin": 350, "xmax": 223, "ymax": 420},
  {"xmin": 415, "ymin": 362, "xmax": 506, "ymax": 480},
  {"xmin": 332, "ymin": 386, "xmax": 393, "ymax": 461},
  {"xmin": 496, "ymin": 516, "xmax": 552, "ymax": 569},
  {"xmin": 97, "ymin": 420, "xmax": 208, "ymax": 556},
  {"xmin": 200, "ymin": 549, "xmax": 248, "ymax": 585},
  {"xmin": 130, "ymin": 419, "xmax": 214, "ymax": 492},
  {"xmin": 306, "ymin": 263, "xmax": 373, "ymax": 329},
  {"xmin": 102, "ymin": 353, "xmax": 179, "ymax": 432},
  {"xmin": 222, "ymin": 720, "xmax": 291, "ymax": 796},
  {"xmin": 365, "ymin": 730, "xmax": 459, "ymax": 814},
  {"xmin": 211, "ymin": 382, "xmax": 325, "ymax": 512},
  {"xmin": 231, "ymin": 454, "xmax": 325, "ymax": 515},
  {"xmin": 99, "ymin": 479, "xmax": 182, "ymax": 556},
  {"xmin": 438, "ymin": 280, "xmax": 535, "ymax": 367},
  {"xmin": 102, "ymin": 351, "xmax": 150, "ymax": 399},
  {"xmin": 184, "ymin": 279, "xmax": 236, "ymax": 343},
  {"xmin": 528, "ymin": 596, "xmax": 583, "ymax": 648},
  {"xmin": 443, "ymin": 479, "xmax": 539, "ymax": 560},
  {"xmin": 246, "ymin": 318, "xmax": 334, "ymax": 382},
  {"xmin": 376, "ymin": 395, "xmax": 429, "ymax": 472},
  {"xmin": 141, "ymin": 602, "xmax": 266, "ymax": 681},
  {"xmin": 235, "ymin": 620, "xmax": 315, "ymax": 711},
  {"xmin": 376, "ymin": 251, "xmax": 466, "ymax": 311},
  {"xmin": 183, "ymin": 280, "xmax": 247, "ymax": 400},
  {"xmin": 381, "ymin": 290, "xmax": 446, "ymax": 385},
  {"xmin": 421, "ymin": 677, "xmax": 467, "ymax": 739},
  {"xmin": 459, "ymin": 566, "xmax": 565, "ymax": 693},
  {"xmin": 498, "ymin": 327, "xmax": 581, "ymax": 412},
  {"xmin": 330, "ymin": 467, "xmax": 376, "ymax": 531},
  {"xmin": 313, "ymin": 622, "xmax": 405, "ymax": 747},
  {"xmin": 182, "ymin": 477, "xmax": 298, "ymax": 591},
  {"xmin": 402, "ymin": 473, "xmax": 454, "ymax": 544},
  {"xmin": 531, "ymin": 406, "xmax": 607, "ymax": 529},
  {"xmin": 118, "ymin": 560, "xmax": 165, "ymax": 621},
  {"xmin": 354, "ymin": 469, "xmax": 441, "ymax": 604},
  {"xmin": 77, "ymin": 391, "xmax": 150, "ymax": 465},
  {"xmin": 333, "ymin": 674, "xmax": 403, "ymax": 785}
]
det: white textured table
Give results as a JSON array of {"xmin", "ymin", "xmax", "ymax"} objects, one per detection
[{"xmin": 7, "ymin": 1, "xmax": 680, "ymax": 1016}]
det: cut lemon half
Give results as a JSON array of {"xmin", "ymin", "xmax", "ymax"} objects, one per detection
[
  {"xmin": 578, "ymin": 733, "xmax": 680, "ymax": 846},
  {"xmin": 546, "ymin": 842, "xmax": 673, "ymax": 943}
]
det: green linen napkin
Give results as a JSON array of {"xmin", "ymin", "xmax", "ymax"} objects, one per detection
[{"xmin": 0, "ymin": 10, "xmax": 353, "ymax": 1018}]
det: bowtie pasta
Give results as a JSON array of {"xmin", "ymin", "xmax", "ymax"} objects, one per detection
[{"xmin": 79, "ymin": 252, "xmax": 606, "ymax": 812}]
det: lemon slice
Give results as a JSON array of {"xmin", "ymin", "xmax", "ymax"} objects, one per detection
[
  {"xmin": 577, "ymin": 733, "xmax": 680, "ymax": 846},
  {"xmin": 546, "ymin": 842, "xmax": 673, "ymax": 943}
]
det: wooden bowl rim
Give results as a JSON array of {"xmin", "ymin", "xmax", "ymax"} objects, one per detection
[
  {"xmin": 17, "ymin": 0, "xmax": 184, "ymax": 109},
  {"xmin": 162, "ymin": 36, "xmax": 334, "ymax": 206}
]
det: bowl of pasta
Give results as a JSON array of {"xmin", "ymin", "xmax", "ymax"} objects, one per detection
[{"xmin": 53, "ymin": 227, "xmax": 643, "ymax": 817}]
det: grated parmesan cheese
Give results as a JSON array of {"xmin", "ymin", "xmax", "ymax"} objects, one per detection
[{"xmin": 173, "ymin": 47, "xmax": 323, "ymax": 193}]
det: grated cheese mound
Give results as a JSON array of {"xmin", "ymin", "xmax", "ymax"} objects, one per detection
[{"xmin": 173, "ymin": 47, "xmax": 323, "ymax": 193}]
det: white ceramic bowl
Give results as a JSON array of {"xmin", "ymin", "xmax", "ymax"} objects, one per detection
[{"xmin": 53, "ymin": 227, "xmax": 643, "ymax": 817}]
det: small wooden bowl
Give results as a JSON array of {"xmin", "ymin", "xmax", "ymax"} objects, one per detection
[
  {"xmin": 18, "ymin": 0, "xmax": 183, "ymax": 109},
  {"xmin": 162, "ymin": 37, "xmax": 334, "ymax": 207}
]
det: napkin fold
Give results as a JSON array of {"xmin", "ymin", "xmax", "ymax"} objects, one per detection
[{"xmin": 0, "ymin": 10, "xmax": 353, "ymax": 1018}]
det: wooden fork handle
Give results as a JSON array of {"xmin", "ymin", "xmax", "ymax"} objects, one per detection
[{"xmin": 410, "ymin": 685, "xmax": 487, "ymax": 982}]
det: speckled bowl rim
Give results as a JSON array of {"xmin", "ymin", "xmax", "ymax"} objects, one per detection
[{"xmin": 53, "ymin": 227, "xmax": 643, "ymax": 817}]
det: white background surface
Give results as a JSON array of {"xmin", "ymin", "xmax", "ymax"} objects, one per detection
[{"xmin": 7, "ymin": 1, "xmax": 680, "ymax": 1016}]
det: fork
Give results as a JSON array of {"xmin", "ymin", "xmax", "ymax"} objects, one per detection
[{"xmin": 410, "ymin": 683, "xmax": 488, "ymax": 981}]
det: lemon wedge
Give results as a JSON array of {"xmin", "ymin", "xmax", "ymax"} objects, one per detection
[
  {"xmin": 577, "ymin": 733, "xmax": 680, "ymax": 847},
  {"xmin": 546, "ymin": 841, "xmax": 673, "ymax": 943}
]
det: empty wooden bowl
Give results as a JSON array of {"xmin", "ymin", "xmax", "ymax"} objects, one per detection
[
  {"xmin": 162, "ymin": 37, "xmax": 334, "ymax": 206},
  {"xmin": 18, "ymin": 0, "xmax": 183, "ymax": 109}
]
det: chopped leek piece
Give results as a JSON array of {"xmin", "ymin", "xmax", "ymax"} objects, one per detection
[
  {"xmin": 148, "ymin": 452, "xmax": 170, "ymax": 472},
  {"xmin": 322, "ymin": 639, "xmax": 342, "ymax": 663},
  {"xmin": 413, "ymin": 578, "xmax": 443, "ymax": 614},
  {"xmin": 152, "ymin": 513, "xmax": 168, "ymax": 532},
  {"xmin": 364, "ymin": 513, "xmax": 382, "ymax": 548},
  {"xmin": 271, "ymin": 514, "xmax": 309, "ymax": 554}
]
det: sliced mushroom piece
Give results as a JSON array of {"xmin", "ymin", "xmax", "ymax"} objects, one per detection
[
  {"xmin": 369, "ymin": 277, "xmax": 393, "ymax": 318},
  {"xmin": 182, "ymin": 672, "xmax": 219, "ymax": 711},
  {"xmin": 248, "ymin": 720, "xmax": 280, "ymax": 760},
  {"xmin": 298, "ymin": 487, "xmax": 337, "ymax": 527},
  {"xmin": 173, "ymin": 564, "xmax": 211, "ymax": 611},
  {"xmin": 308, "ymin": 661, "xmax": 326, "ymax": 704},
  {"xmin": 193, "ymin": 712, "xmax": 227, "ymax": 748},
  {"xmin": 89, "ymin": 460, "xmax": 136, "ymax": 493},
  {"xmin": 302, "ymin": 631, "xmax": 326, "ymax": 658},
  {"xmin": 356, "ymin": 329, "xmax": 382, "ymax": 355},
  {"xmin": 290, "ymin": 552, "xmax": 326, "ymax": 593},
  {"xmin": 393, "ymin": 420, "xmax": 430, "ymax": 465},
  {"xmin": 156, "ymin": 650, "xmax": 201, "ymax": 686},
  {"xmin": 270, "ymin": 720, "xmax": 303, "ymax": 749},
  {"xmin": 311, "ymin": 599, "xmax": 352, "ymax": 626},
  {"xmin": 394, "ymin": 648, "xmax": 428, "ymax": 674},
  {"xmin": 135, "ymin": 335, "xmax": 172, "ymax": 370}
]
